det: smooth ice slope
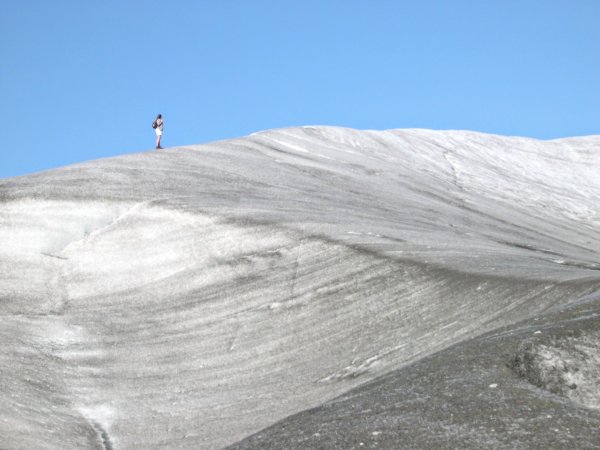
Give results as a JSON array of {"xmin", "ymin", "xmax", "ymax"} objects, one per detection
[{"xmin": 1, "ymin": 127, "xmax": 599, "ymax": 449}]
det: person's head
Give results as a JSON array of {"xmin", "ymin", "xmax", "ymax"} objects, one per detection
[{"xmin": 157, "ymin": 114, "xmax": 162, "ymax": 119}]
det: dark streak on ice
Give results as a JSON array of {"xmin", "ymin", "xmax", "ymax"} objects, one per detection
[{"xmin": 90, "ymin": 421, "xmax": 113, "ymax": 450}]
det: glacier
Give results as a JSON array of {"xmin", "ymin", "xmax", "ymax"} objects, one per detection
[{"xmin": 1, "ymin": 127, "xmax": 599, "ymax": 449}]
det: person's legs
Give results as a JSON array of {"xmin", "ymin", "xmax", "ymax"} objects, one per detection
[{"xmin": 156, "ymin": 131, "xmax": 162, "ymax": 149}]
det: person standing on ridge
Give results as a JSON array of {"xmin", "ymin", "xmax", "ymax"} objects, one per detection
[{"xmin": 153, "ymin": 114, "xmax": 164, "ymax": 149}]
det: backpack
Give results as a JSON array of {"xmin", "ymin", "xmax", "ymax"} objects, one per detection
[{"xmin": 152, "ymin": 121, "xmax": 157, "ymax": 129}]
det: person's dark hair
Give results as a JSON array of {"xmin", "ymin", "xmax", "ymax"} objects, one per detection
[{"xmin": 157, "ymin": 114, "xmax": 162, "ymax": 119}]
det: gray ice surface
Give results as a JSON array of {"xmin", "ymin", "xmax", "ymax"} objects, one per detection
[
  {"xmin": 1, "ymin": 127, "xmax": 599, "ymax": 449},
  {"xmin": 230, "ymin": 292, "xmax": 600, "ymax": 450}
]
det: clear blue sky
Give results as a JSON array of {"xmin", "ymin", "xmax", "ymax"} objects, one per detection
[{"xmin": 1, "ymin": 1, "xmax": 599, "ymax": 179}]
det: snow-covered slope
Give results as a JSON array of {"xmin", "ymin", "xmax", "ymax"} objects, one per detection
[{"xmin": 1, "ymin": 127, "xmax": 599, "ymax": 449}]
